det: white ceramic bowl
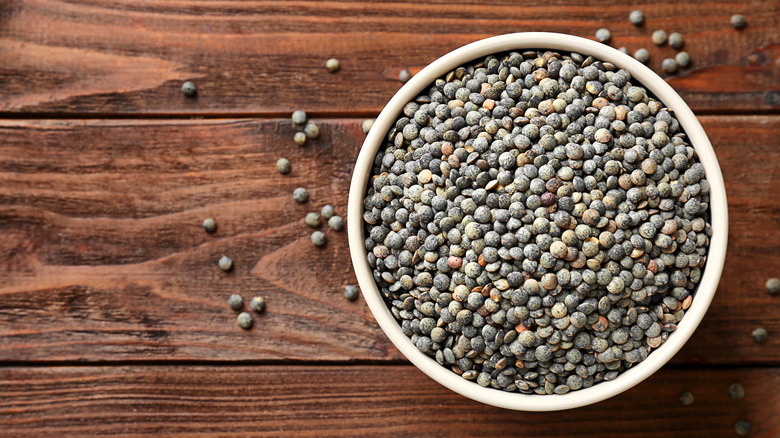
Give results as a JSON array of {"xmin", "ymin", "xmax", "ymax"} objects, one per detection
[{"xmin": 348, "ymin": 32, "xmax": 728, "ymax": 411}]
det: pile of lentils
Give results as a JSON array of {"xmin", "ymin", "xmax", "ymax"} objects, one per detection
[{"xmin": 362, "ymin": 50, "xmax": 712, "ymax": 395}]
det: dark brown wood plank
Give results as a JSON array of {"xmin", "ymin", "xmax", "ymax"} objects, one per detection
[
  {"xmin": 0, "ymin": 364, "xmax": 777, "ymax": 437},
  {"xmin": 0, "ymin": 0, "xmax": 778, "ymax": 115},
  {"xmin": 0, "ymin": 116, "xmax": 778, "ymax": 364}
]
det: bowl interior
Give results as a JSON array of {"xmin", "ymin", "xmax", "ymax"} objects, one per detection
[{"xmin": 347, "ymin": 32, "xmax": 728, "ymax": 411}]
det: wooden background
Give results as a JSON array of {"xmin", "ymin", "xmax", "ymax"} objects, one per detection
[{"xmin": 0, "ymin": 0, "xmax": 778, "ymax": 436}]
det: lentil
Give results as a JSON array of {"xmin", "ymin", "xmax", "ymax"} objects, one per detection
[
  {"xmin": 292, "ymin": 110, "xmax": 307, "ymax": 125},
  {"xmin": 728, "ymin": 382, "xmax": 745, "ymax": 400},
  {"xmin": 634, "ymin": 48, "xmax": 650, "ymax": 64},
  {"xmin": 321, "ymin": 205, "xmax": 336, "ymax": 220},
  {"xmin": 731, "ymin": 14, "xmax": 747, "ymax": 30},
  {"xmin": 228, "ymin": 294, "xmax": 243, "ymax": 310},
  {"xmin": 734, "ymin": 420, "xmax": 750, "ymax": 436},
  {"xmin": 305, "ymin": 123, "xmax": 320, "ymax": 139},
  {"xmin": 250, "ymin": 296, "xmax": 266, "ymax": 313},
  {"xmin": 311, "ymin": 231, "xmax": 326, "ymax": 247},
  {"xmin": 364, "ymin": 49, "xmax": 712, "ymax": 395},
  {"xmin": 202, "ymin": 218, "xmax": 217, "ymax": 233},
  {"xmin": 662, "ymin": 58, "xmax": 678, "ymax": 74},
  {"xmin": 328, "ymin": 215, "xmax": 344, "ymax": 231},
  {"xmin": 652, "ymin": 30, "xmax": 668, "ymax": 46},
  {"xmin": 237, "ymin": 312, "xmax": 252, "ymax": 329},
  {"xmin": 675, "ymin": 52, "xmax": 691, "ymax": 68},
  {"xmin": 276, "ymin": 158, "xmax": 291, "ymax": 174},
  {"xmin": 679, "ymin": 391, "xmax": 694, "ymax": 405},
  {"xmin": 325, "ymin": 58, "xmax": 340, "ymax": 73},
  {"xmin": 305, "ymin": 212, "xmax": 322, "ymax": 228},
  {"xmin": 752, "ymin": 327, "xmax": 768, "ymax": 343},
  {"xmin": 595, "ymin": 28, "xmax": 611, "ymax": 43},
  {"xmin": 344, "ymin": 284, "xmax": 359, "ymax": 301},
  {"xmin": 629, "ymin": 10, "xmax": 644, "ymax": 26},
  {"xmin": 218, "ymin": 256, "xmax": 233, "ymax": 272},
  {"xmin": 362, "ymin": 119, "xmax": 375, "ymax": 134},
  {"xmin": 766, "ymin": 277, "xmax": 780, "ymax": 295},
  {"xmin": 181, "ymin": 81, "xmax": 197, "ymax": 97},
  {"xmin": 294, "ymin": 131, "xmax": 307, "ymax": 146},
  {"xmin": 293, "ymin": 187, "xmax": 309, "ymax": 203},
  {"xmin": 399, "ymin": 69, "xmax": 412, "ymax": 83}
]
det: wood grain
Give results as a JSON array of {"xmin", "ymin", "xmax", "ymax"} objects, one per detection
[
  {"xmin": 0, "ymin": 116, "xmax": 778, "ymax": 364},
  {"xmin": 0, "ymin": 0, "xmax": 777, "ymax": 115},
  {"xmin": 0, "ymin": 365, "xmax": 777, "ymax": 437}
]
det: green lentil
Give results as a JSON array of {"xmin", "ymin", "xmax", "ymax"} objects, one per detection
[
  {"xmin": 344, "ymin": 284, "xmax": 359, "ymax": 301},
  {"xmin": 321, "ymin": 205, "xmax": 335, "ymax": 220},
  {"xmin": 675, "ymin": 52, "xmax": 691, "ymax": 68},
  {"xmin": 595, "ymin": 28, "xmax": 611, "ymax": 43},
  {"xmin": 181, "ymin": 81, "xmax": 197, "ymax": 97},
  {"xmin": 305, "ymin": 212, "xmax": 322, "ymax": 228},
  {"xmin": 325, "ymin": 58, "xmax": 340, "ymax": 73},
  {"xmin": 292, "ymin": 110, "xmax": 307, "ymax": 125},
  {"xmin": 618, "ymin": 47, "xmax": 630, "ymax": 55},
  {"xmin": 731, "ymin": 14, "xmax": 747, "ymax": 29},
  {"xmin": 634, "ymin": 48, "xmax": 650, "ymax": 64},
  {"xmin": 218, "ymin": 256, "xmax": 233, "ymax": 272},
  {"xmin": 399, "ymin": 69, "xmax": 412, "ymax": 83},
  {"xmin": 679, "ymin": 391, "xmax": 694, "ymax": 405},
  {"xmin": 629, "ymin": 10, "xmax": 644, "ymax": 26},
  {"xmin": 304, "ymin": 123, "xmax": 320, "ymax": 139},
  {"xmin": 276, "ymin": 158, "xmax": 291, "ymax": 174},
  {"xmin": 293, "ymin": 187, "xmax": 308, "ymax": 203},
  {"xmin": 227, "ymin": 294, "xmax": 243, "ymax": 310},
  {"xmin": 250, "ymin": 296, "xmax": 265, "ymax": 312},
  {"xmin": 652, "ymin": 30, "xmax": 668, "ymax": 46},
  {"xmin": 752, "ymin": 327, "xmax": 768, "ymax": 343},
  {"xmin": 765, "ymin": 277, "xmax": 780, "ymax": 295},
  {"xmin": 294, "ymin": 132, "xmax": 307, "ymax": 146},
  {"xmin": 237, "ymin": 312, "xmax": 252, "ymax": 329},
  {"xmin": 728, "ymin": 382, "xmax": 745, "ymax": 400},
  {"xmin": 662, "ymin": 58, "xmax": 678, "ymax": 74},
  {"xmin": 362, "ymin": 119, "xmax": 375, "ymax": 134},
  {"xmin": 668, "ymin": 32, "xmax": 684, "ymax": 49},
  {"xmin": 202, "ymin": 218, "xmax": 217, "ymax": 233},
  {"xmin": 328, "ymin": 215, "xmax": 344, "ymax": 231},
  {"xmin": 311, "ymin": 231, "xmax": 326, "ymax": 247},
  {"xmin": 734, "ymin": 420, "xmax": 750, "ymax": 436}
]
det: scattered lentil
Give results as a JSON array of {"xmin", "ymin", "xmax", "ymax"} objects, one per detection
[
  {"xmin": 276, "ymin": 158, "xmax": 291, "ymax": 174},
  {"xmin": 765, "ymin": 277, "xmax": 780, "ymax": 295},
  {"xmin": 181, "ymin": 81, "xmax": 197, "ymax": 97},
  {"xmin": 595, "ymin": 28, "xmax": 612, "ymax": 43},
  {"xmin": 364, "ymin": 49, "xmax": 712, "ymax": 395},
  {"xmin": 321, "ymin": 205, "xmax": 336, "ymax": 220},
  {"xmin": 618, "ymin": 47, "xmax": 630, "ymax": 55},
  {"xmin": 362, "ymin": 119, "xmax": 375, "ymax": 134},
  {"xmin": 728, "ymin": 382, "xmax": 745, "ymax": 400},
  {"xmin": 311, "ymin": 231, "xmax": 326, "ymax": 247},
  {"xmin": 325, "ymin": 58, "xmax": 340, "ymax": 73},
  {"xmin": 634, "ymin": 48, "xmax": 650, "ymax": 64},
  {"xmin": 237, "ymin": 312, "xmax": 253, "ymax": 329},
  {"xmin": 294, "ymin": 132, "xmax": 308, "ymax": 146},
  {"xmin": 752, "ymin": 327, "xmax": 768, "ymax": 343},
  {"xmin": 328, "ymin": 215, "xmax": 344, "ymax": 231},
  {"xmin": 344, "ymin": 285, "xmax": 360, "ymax": 301},
  {"xmin": 399, "ymin": 69, "xmax": 412, "ymax": 83},
  {"xmin": 218, "ymin": 256, "xmax": 233, "ymax": 272},
  {"xmin": 293, "ymin": 187, "xmax": 309, "ymax": 203},
  {"xmin": 668, "ymin": 32, "xmax": 684, "ymax": 49},
  {"xmin": 662, "ymin": 58, "xmax": 678, "ymax": 74},
  {"xmin": 305, "ymin": 123, "xmax": 320, "ymax": 139},
  {"xmin": 629, "ymin": 10, "xmax": 644, "ymax": 26},
  {"xmin": 675, "ymin": 52, "xmax": 692, "ymax": 68},
  {"xmin": 292, "ymin": 110, "xmax": 307, "ymax": 125},
  {"xmin": 731, "ymin": 14, "xmax": 747, "ymax": 30},
  {"xmin": 679, "ymin": 391, "xmax": 694, "ymax": 405},
  {"xmin": 734, "ymin": 420, "xmax": 751, "ymax": 436},
  {"xmin": 652, "ymin": 30, "xmax": 668, "ymax": 46},
  {"xmin": 305, "ymin": 212, "xmax": 322, "ymax": 228},
  {"xmin": 228, "ymin": 294, "xmax": 243, "ymax": 310},
  {"xmin": 202, "ymin": 218, "xmax": 217, "ymax": 233},
  {"xmin": 250, "ymin": 296, "xmax": 266, "ymax": 312}
]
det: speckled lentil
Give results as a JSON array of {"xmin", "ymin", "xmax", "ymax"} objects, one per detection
[
  {"xmin": 668, "ymin": 33, "xmax": 684, "ymax": 50},
  {"xmin": 662, "ymin": 58, "xmax": 678, "ymax": 74},
  {"xmin": 679, "ymin": 390, "xmax": 694, "ymax": 405},
  {"xmin": 325, "ymin": 58, "xmax": 340, "ymax": 73},
  {"xmin": 765, "ymin": 277, "xmax": 780, "ymax": 295},
  {"xmin": 652, "ymin": 30, "xmax": 668, "ymax": 46},
  {"xmin": 752, "ymin": 327, "xmax": 768, "ymax": 343},
  {"xmin": 731, "ymin": 14, "xmax": 747, "ymax": 30},
  {"xmin": 237, "ymin": 312, "xmax": 252, "ymax": 329},
  {"xmin": 250, "ymin": 296, "xmax": 266, "ymax": 312},
  {"xmin": 293, "ymin": 187, "xmax": 309, "ymax": 203},
  {"xmin": 362, "ymin": 119, "xmax": 375, "ymax": 134},
  {"xmin": 634, "ymin": 48, "xmax": 650, "ymax": 64},
  {"xmin": 305, "ymin": 123, "xmax": 320, "ymax": 139},
  {"xmin": 228, "ymin": 294, "xmax": 243, "ymax": 310},
  {"xmin": 292, "ymin": 110, "xmax": 307, "ymax": 125},
  {"xmin": 629, "ymin": 10, "xmax": 644, "ymax": 26},
  {"xmin": 311, "ymin": 231, "xmax": 326, "ymax": 247},
  {"xmin": 675, "ymin": 52, "xmax": 691, "ymax": 68},
  {"xmin": 321, "ymin": 205, "xmax": 336, "ymax": 220},
  {"xmin": 363, "ymin": 49, "xmax": 712, "ymax": 395},
  {"xmin": 399, "ymin": 69, "xmax": 412, "ymax": 83},
  {"xmin": 294, "ymin": 131, "xmax": 307, "ymax": 146},
  {"xmin": 728, "ymin": 382, "xmax": 745, "ymax": 400},
  {"xmin": 276, "ymin": 158, "xmax": 291, "ymax": 174},
  {"xmin": 328, "ymin": 215, "xmax": 344, "ymax": 231},
  {"xmin": 218, "ymin": 256, "xmax": 233, "ymax": 272},
  {"xmin": 181, "ymin": 81, "xmax": 197, "ymax": 97},
  {"xmin": 735, "ymin": 420, "xmax": 750, "ymax": 436},
  {"xmin": 344, "ymin": 284, "xmax": 360, "ymax": 301},
  {"xmin": 203, "ymin": 218, "xmax": 217, "ymax": 233},
  {"xmin": 595, "ymin": 28, "xmax": 611, "ymax": 43},
  {"xmin": 305, "ymin": 212, "xmax": 322, "ymax": 228}
]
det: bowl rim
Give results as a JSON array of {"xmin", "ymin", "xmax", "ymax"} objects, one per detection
[{"xmin": 347, "ymin": 32, "xmax": 728, "ymax": 411}]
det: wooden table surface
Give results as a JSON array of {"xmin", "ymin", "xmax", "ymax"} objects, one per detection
[{"xmin": 1, "ymin": 1, "xmax": 779, "ymax": 436}]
